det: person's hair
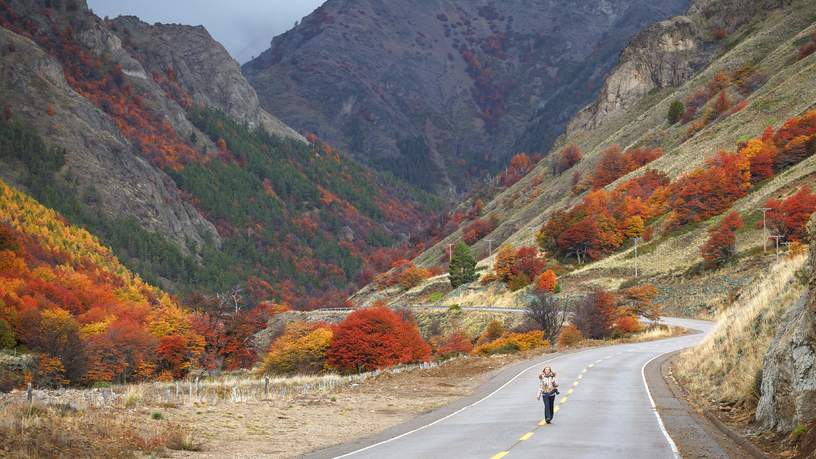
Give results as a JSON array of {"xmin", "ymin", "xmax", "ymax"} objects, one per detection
[{"xmin": 542, "ymin": 367, "xmax": 556, "ymax": 377}]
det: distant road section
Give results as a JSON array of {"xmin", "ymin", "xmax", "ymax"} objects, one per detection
[{"xmin": 311, "ymin": 317, "xmax": 713, "ymax": 459}]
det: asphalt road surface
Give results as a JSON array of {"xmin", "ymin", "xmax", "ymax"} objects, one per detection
[{"xmin": 319, "ymin": 317, "xmax": 713, "ymax": 459}]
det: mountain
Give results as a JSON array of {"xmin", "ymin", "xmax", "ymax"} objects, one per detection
[
  {"xmin": 242, "ymin": 0, "xmax": 690, "ymax": 194},
  {"xmin": 353, "ymin": 0, "xmax": 810, "ymax": 306},
  {"xmin": 0, "ymin": 0, "xmax": 441, "ymax": 309}
]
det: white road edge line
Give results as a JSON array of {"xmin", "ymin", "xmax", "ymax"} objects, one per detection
[
  {"xmin": 332, "ymin": 349, "xmax": 594, "ymax": 458},
  {"xmin": 641, "ymin": 351, "xmax": 681, "ymax": 459}
]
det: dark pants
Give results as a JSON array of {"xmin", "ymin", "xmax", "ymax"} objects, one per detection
[{"xmin": 542, "ymin": 392, "xmax": 556, "ymax": 421}]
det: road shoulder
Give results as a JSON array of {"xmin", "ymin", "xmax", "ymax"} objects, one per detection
[{"xmin": 645, "ymin": 350, "xmax": 766, "ymax": 458}]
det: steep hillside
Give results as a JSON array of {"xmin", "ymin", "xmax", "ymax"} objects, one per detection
[
  {"xmin": 0, "ymin": 178, "xmax": 202, "ymax": 385},
  {"xmin": 0, "ymin": 0, "xmax": 441, "ymax": 308},
  {"xmin": 243, "ymin": 0, "xmax": 689, "ymax": 193},
  {"xmin": 354, "ymin": 0, "xmax": 816, "ymax": 310}
]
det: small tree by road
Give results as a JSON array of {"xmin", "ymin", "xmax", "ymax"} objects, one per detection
[
  {"xmin": 449, "ymin": 242, "xmax": 477, "ymax": 288},
  {"xmin": 525, "ymin": 293, "xmax": 568, "ymax": 342}
]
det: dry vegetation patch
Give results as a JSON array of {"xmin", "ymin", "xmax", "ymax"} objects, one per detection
[{"xmin": 675, "ymin": 254, "xmax": 807, "ymax": 408}]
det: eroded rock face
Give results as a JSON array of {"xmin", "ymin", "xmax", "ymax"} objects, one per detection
[
  {"xmin": 756, "ymin": 215, "xmax": 816, "ymax": 432},
  {"xmin": 567, "ymin": 0, "xmax": 792, "ymax": 133},
  {"xmin": 567, "ymin": 16, "xmax": 701, "ymax": 133},
  {"xmin": 106, "ymin": 16, "xmax": 303, "ymax": 141},
  {"xmin": 0, "ymin": 26, "xmax": 220, "ymax": 251}
]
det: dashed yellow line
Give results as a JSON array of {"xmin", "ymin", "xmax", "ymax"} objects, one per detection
[
  {"xmin": 588, "ymin": 363, "xmax": 595, "ymax": 368},
  {"xmin": 539, "ymin": 419, "xmax": 548, "ymax": 426},
  {"xmin": 519, "ymin": 432, "xmax": 534, "ymax": 441},
  {"xmin": 560, "ymin": 397, "xmax": 568, "ymax": 404},
  {"xmin": 581, "ymin": 368, "xmax": 587, "ymax": 374},
  {"xmin": 577, "ymin": 374, "xmax": 583, "ymax": 380},
  {"xmin": 567, "ymin": 388, "xmax": 574, "ymax": 395},
  {"xmin": 490, "ymin": 452, "xmax": 509, "ymax": 459},
  {"xmin": 573, "ymin": 380, "xmax": 579, "ymax": 386}
]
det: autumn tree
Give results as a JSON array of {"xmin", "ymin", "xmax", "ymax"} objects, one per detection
[
  {"xmin": 621, "ymin": 284, "xmax": 662, "ymax": 324},
  {"xmin": 260, "ymin": 322, "xmax": 333, "ymax": 375},
  {"xmin": 573, "ymin": 291, "xmax": 617, "ymax": 339},
  {"xmin": 553, "ymin": 144, "xmax": 582, "ymax": 175},
  {"xmin": 463, "ymin": 217, "xmax": 496, "ymax": 244},
  {"xmin": 449, "ymin": 242, "xmax": 477, "ymax": 288},
  {"xmin": 436, "ymin": 331, "xmax": 473, "ymax": 358},
  {"xmin": 701, "ymin": 211, "xmax": 743, "ymax": 268},
  {"xmin": 326, "ymin": 306, "xmax": 430, "ymax": 372},
  {"xmin": 533, "ymin": 270, "xmax": 558, "ymax": 294},
  {"xmin": 765, "ymin": 186, "xmax": 816, "ymax": 242}
]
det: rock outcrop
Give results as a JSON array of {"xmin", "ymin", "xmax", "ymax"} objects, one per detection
[
  {"xmin": 106, "ymin": 16, "xmax": 303, "ymax": 141},
  {"xmin": 243, "ymin": 0, "xmax": 689, "ymax": 193},
  {"xmin": 567, "ymin": 0, "xmax": 792, "ymax": 133},
  {"xmin": 756, "ymin": 215, "xmax": 816, "ymax": 432},
  {"xmin": 0, "ymin": 24, "xmax": 220, "ymax": 251},
  {"xmin": 567, "ymin": 16, "xmax": 702, "ymax": 133}
]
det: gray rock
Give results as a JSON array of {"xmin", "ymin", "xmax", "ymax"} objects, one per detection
[
  {"xmin": 756, "ymin": 213, "xmax": 816, "ymax": 432},
  {"xmin": 107, "ymin": 16, "xmax": 303, "ymax": 142}
]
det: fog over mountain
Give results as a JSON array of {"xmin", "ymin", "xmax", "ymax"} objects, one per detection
[{"xmin": 87, "ymin": 0, "xmax": 324, "ymax": 63}]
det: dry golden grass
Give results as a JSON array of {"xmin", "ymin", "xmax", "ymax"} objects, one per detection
[
  {"xmin": 0, "ymin": 400, "xmax": 199, "ymax": 458},
  {"xmin": 675, "ymin": 254, "xmax": 808, "ymax": 407}
]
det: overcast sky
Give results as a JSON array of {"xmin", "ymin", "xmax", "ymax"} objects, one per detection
[{"xmin": 87, "ymin": 0, "xmax": 325, "ymax": 63}]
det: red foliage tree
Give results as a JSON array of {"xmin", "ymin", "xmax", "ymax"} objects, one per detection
[
  {"xmin": 463, "ymin": 217, "xmax": 497, "ymax": 244},
  {"xmin": 326, "ymin": 306, "xmax": 431, "ymax": 372},
  {"xmin": 435, "ymin": 331, "xmax": 473, "ymax": 358},
  {"xmin": 573, "ymin": 291, "xmax": 617, "ymax": 339},
  {"xmin": 701, "ymin": 211, "xmax": 743, "ymax": 268},
  {"xmin": 765, "ymin": 187, "xmax": 816, "ymax": 242},
  {"xmin": 553, "ymin": 144, "xmax": 582, "ymax": 175}
]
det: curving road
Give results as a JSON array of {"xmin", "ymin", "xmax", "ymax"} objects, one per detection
[{"xmin": 312, "ymin": 317, "xmax": 714, "ymax": 459}]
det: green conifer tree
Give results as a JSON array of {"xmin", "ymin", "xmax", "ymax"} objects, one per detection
[{"xmin": 449, "ymin": 241, "xmax": 477, "ymax": 288}]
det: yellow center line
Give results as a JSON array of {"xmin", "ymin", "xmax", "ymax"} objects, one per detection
[
  {"xmin": 578, "ymin": 374, "xmax": 583, "ymax": 380},
  {"xmin": 567, "ymin": 388, "xmax": 573, "ymax": 395},
  {"xmin": 582, "ymin": 368, "xmax": 587, "ymax": 374},
  {"xmin": 519, "ymin": 432, "xmax": 534, "ymax": 441},
  {"xmin": 539, "ymin": 419, "xmax": 548, "ymax": 426},
  {"xmin": 588, "ymin": 363, "xmax": 594, "ymax": 368},
  {"xmin": 573, "ymin": 380, "xmax": 579, "ymax": 386},
  {"xmin": 560, "ymin": 397, "xmax": 568, "ymax": 404},
  {"xmin": 490, "ymin": 452, "xmax": 509, "ymax": 459}
]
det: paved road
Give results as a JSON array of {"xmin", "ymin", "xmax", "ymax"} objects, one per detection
[{"xmin": 317, "ymin": 317, "xmax": 713, "ymax": 459}]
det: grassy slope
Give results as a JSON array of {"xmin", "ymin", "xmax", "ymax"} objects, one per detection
[
  {"xmin": 401, "ymin": 0, "xmax": 816, "ymax": 310},
  {"xmin": 675, "ymin": 254, "xmax": 807, "ymax": 407}
]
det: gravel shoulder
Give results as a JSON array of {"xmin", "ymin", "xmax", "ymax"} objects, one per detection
[{"xmin": 645, "ymin": 350, "xmax": 764, "ymax": 458}]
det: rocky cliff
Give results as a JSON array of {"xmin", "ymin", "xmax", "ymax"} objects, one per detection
[
  {"xmin": 0, "ymin": 15, "xmax": 219, "ymax": 252},
  {"xmin": 567, "ymin": 0, "xmax": 790, "ymax": 133},
  {"xmin": 756, "ymin": 215, "xmax": 816, "ymax": 432},
  {"xmin": 106, "ymin": 16, "xmax": 303, "ymax": 142},
  {"xmin": 243, "ymin": 0, "xmax": 689, "ymax": 193}
]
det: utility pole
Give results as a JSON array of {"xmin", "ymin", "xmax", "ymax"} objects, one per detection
[
  {"xmin": 632, "ymin": 236, "xmax": 641, "ymax": 278},
  {"xmin": 760, "ymin": 207, "xmax": 771, "ymax": 253},
  {"xmin": 447, "ymin": 243, "xmax": 453, "ymax": 264},
  {"xmin": 770, "ymin": 235, "xmax": 784, "ymax": 261},
  {"xmin": 486, "ymin": 238, "xmax": 494, "ymax": 256}
]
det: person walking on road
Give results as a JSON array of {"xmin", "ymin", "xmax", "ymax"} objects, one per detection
[{"xmin": 537, "ymin": 366, "xmax": 559, "ymax": 424}]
